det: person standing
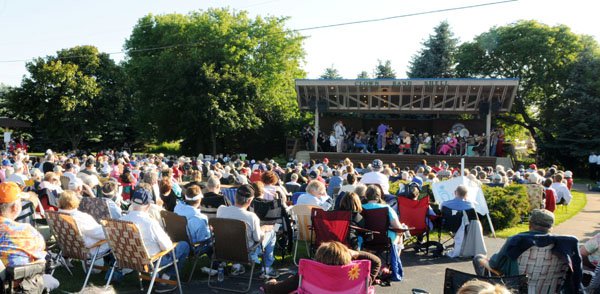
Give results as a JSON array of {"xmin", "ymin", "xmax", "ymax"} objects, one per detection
[
  {"xmin": 334, "ymin": 120, "xmax": 346, "ymax": 153},
  {"xmin": 590, "ymin": 152, "xmax": 598, "ymax": 181},
  {"xmin": 377, "ymin": 123, "xmax": 387, "ymax": 151}
]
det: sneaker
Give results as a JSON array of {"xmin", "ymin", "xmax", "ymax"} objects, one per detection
[
  {"xmin": 121, "ymin": 268, "xmax": 134, "ymax": 275},
  {"xmin": 260, "ymin": 267, "xmax": 278, "ymax": 279},
  {"xmin": 154, "ymin": 283, "xmax": 177, "ymax": 293},
  {"xmin": 230, "ymin": 264, "xmax": 245, "ymax": 276},
  {"xmin": 201, "ymin": 266, "xmax": 218, "ymax": 276}
]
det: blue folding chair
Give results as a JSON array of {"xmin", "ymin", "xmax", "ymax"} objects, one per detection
[
  {"xmin": 291, "ymin": 192, "xmax": 303, "ymax": 205},
  {"xmin": 220, "ymin": 188, "xmax": 237, "ymax": 206}
]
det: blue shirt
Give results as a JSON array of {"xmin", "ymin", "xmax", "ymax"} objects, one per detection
[
  {"xmin": 441, "ymin": 197, "xmax": 475, "ymax": 211},
  {"xmin": 174, "ymin": 203, "xmax": 211, "ymax": 243},
  {"xmin": 296, "ymin": 193, "xmax": 331, "ymax": 210},
  {"xmin": 362, "ymin": 202, "xmax": 399, "ymax": 241},
  {"xmin": 326, "ymin": 176, "xmax": 343, "ymax": 196}
]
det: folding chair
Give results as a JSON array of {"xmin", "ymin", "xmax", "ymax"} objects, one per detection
[
  {"xmin": 442, "ymin": 268, "xmax": 527, "ymax": 294},
  {"xmin": 361, "ymin": 208, "xmax": 392, "ymax": 255},
  {"xmin": 584, "ymin": 265, "xmax": 600, "ymax": 293},
  {"xmin": 289, "ymin": 205, "xmax": 320, "ymax": 266},
  {"xmin": 0, "ymin": 259, "xmax": 47, "ymax": 294},
  {"xmin": 200, "ymin": 205, "xmax": 218, "ymax": 220},
  {"xmin": 78, "ymin": 197, "xmax": 111, "ymax": 222},
  {"xmin": 291, "ymin": 192, "xmax": 303, "ymax": 205},
  {"xmin": 297, "ymin": 259, "xmax": 374, "ymax": 294},
  {"xmin": 220, "ymin": 188, "xmax": 237, "ymax": 206},
  {"xmin": 15, "ymin": 201, "xmax": 36, "ymax": 227},
  {"xmin": 310, "ymin": 208, "xmax": 351, "ymax": 247},
  {"xmin": 160, "ymin": 210, "xmax": 210, "ymax": 282},
  {"xmin": 37, "ymin": 188, "xmax": 58, "ymax": 212},
  {"xmin": 249, "ymin": 198, "xmax": 293, "ymax": 258},
  {"xmin": 103, "ymin": 219, "xmax": 183, "ymax": 294},
  {"xmin": 207, "ymin": 218, "xmax": 262, "ymax": 293},
  {"xmin": 397, "ymin": 197, "xmax": 439, "ymax": 255},
  {"xmin": 45, "ymin": 211, "xmax": 110, "ymax": 292},
  {"xmin": 517, "ymin": 244, "xmax": 569, "ymax": 293}
]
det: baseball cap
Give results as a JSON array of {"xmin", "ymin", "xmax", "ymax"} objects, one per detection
[
  {"xmin": 322, "ymin": 158, "xmax": 329, "ymax": 164},
  {"xmin": 0, "ymin": 182, "xmax": 21, "ymax": 203},
  {"xmin": 2, "ymin": 159, "xmax": 12, "ymax": 167},
  {"xmin": 529, "ymin": 164, "xmax": 537, "ymax": 170},
  {"xmin": 372, "ymin": 159, "xmax": 383, "ymax": 170},
  {"xmin": 529, "ymin": 209, "xmax": 554, "ymax": 229},
  {"xmin": 309, "ymin": 170, "xmax": 318, "ymax": 179},
  {"xmin": 236, "ymin": 184, "xmax": 255, "ymax": 199},
  {"xmin": 564, "ymin": 171, "xmax": 573, "ymax": 178},
  {"xmin": 131, "ymin": 188, "xmax": 153, "ymax": 205}
]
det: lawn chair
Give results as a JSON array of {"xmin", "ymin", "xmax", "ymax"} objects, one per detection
[
  {"xmin": 297, "ymin": 259, "xmax": 374, "ymax": 294},
  {"xmin": 207, "ymin": 218, "xmax": 262, "ymax": 293},
  {"xmin": 584, "ymin": 265, "xmax": 600, "ymax": 293},
  {"xmin": 0, "ymin": 259, "xmax": 47, "ymax": 294},
  {"xmin": 37, "ymin": 188, "xmax": 58, "ymax": 212},
  {"xmin": 102, "ymin": 219, "xmax": 183, "ymax": 294},
  {"xmin": 397, "ymin": 197, "xmax": 435, "ymax": 253},
  {"xmin": 361, "ymin": 207, "xmax": 392, "ymax": 255},
  {"xmin": 517, "ymin": 244, "xmax": 569, "ymax": 293},
  {"xmin": 289, "ymin": 205, "xmax": 320, "ymax": 266},
  {"xmin": 45, "ymin": 211, "xmax": 110, "ymax": 292},
  {"xmin": 310, "ymin": 208, "xmax": 351, "ymax": 247},
  {"xmin": 220, "ymin": 188, "xmax": 237, "ymax": 206},
  {"xmin": 249, "ymin": 198, "xmax": 293, "ymax": 258},
  {"xmin": 160, "ymin": 210, "xmax": 211, "ymax": 282},
  {"xmin": 200, "ymin": 204, "xmax": 218, "ymax": 220},
  {"xmin": 15, "ymin": 200, "xmax": 36, "ymax": 227},
  {"xmin": 291, "ymin": 192, "xmax": 303, "ymax": 205},
  {"xmin": 78, "ymin": 197, "xmax": 111, "ymax": 222},
  {"xmin": 443, "ymin": 268, "xmax": 527, "ymax": 294}
]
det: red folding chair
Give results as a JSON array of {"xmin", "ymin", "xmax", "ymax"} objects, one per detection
[
  {"xmin": 298, "ymin": 259, "xmax": 374, "ymax": 294},
  {"xmin": 361, "ymin": 208, "xmax": 391, "ymax": 254},
  {"xmin": 310, "ymin": 208, "xmax": 351, "ymax": 248},
  {"xmin": 397, "ymin": 197, "xmax": 439, "ymax": 254}
]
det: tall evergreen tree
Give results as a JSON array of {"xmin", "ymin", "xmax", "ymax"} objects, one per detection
[
  {"xmin": 407, "ymin": 21, "xmax": 458, "ymax": 78},
  {"xmin": 320, "ymin": 66, "xmax": 342, "ymax": 79},
  {"xmin": 357, "ymin": 70, "xmax": 370, "ymax": 79},
  {"xmin": 373, "ymin": 60, "xmax": 396, "ymax": 78}
]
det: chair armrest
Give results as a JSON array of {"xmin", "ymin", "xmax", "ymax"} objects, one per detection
[
  {"xmin": 7, "ymin": 260, "xmax": 46, "ymax": 280},
  {"xmin": 89, "ymin": 239, "xmax": 107, "ymax": 249},
  {"xmin": 390, "ymin": 227, "xmax": 414, "ymax": 233},
  {"xmin": 150, "ymin": 242, "xmax": 178, "ymax": 262},
  {"xmin": 349, "ymin": 225, "xmax": 380, "ymax": 234}
]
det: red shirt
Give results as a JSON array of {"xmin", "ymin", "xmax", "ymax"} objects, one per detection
[
  {"xmin": 566, "ymin": 178, "xmax": 573, "ymax": 190},
  {"xmin": 172, "ymin": 166, "xmax": 182, "ymax": 179},
  {"xmin": 544, "ymin": 188, "xmax": 556, "ymax": 212},
  {"xmin": 250, "ymin": 170, "xmax": 263, "ymax": 183}
]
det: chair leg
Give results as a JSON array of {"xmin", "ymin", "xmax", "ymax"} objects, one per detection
[
  {"xmin": 187, "ymin": 253, "xmax": 199, "ymax": 283},
  {"xmin": 293, "ymin": 240, "xmax": 299, "ymax": 266},
  {"xmin": 172, "ymin": 250, "xmax": 183, "ymax": 294},
  {"xmin": 146, "ymin": 257, "xmax": 162, "ymax": 294},
  {"xmin": 105, "ymin": 261, "xmax": 117, "ymax": 289},
  {"xmin": 81, "ymin": 247, "xmax": 100, "ymax": 291}
]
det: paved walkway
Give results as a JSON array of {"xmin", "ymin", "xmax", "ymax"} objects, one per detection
[{"xmin": 552, "ymin": 183, "xmax": 600, "ymax": 242}]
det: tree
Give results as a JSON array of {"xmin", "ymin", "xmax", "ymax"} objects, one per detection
[
  {"xmin": 373, "ymin": 60, "xmax": 396, "ymax": 78},
  {"xmin": 357, "ymin": 71, "xmax": 370, "ymax": 79},
  {"xmin": 125, "ymin": 8, "xmax": 305, "ymax": 155},
  {"xmin": 320, "ymin": 66, "xmax": 342, "ymax": 79},
  {"xmin": 408, "ymin": 21, "xmax": 458, "ymax": 78},
  {"xmin": 3, "ymin": 46, "xmax": 131, "ymax": 150},
  {"xmin": 455, "ymin": 20, "xmax": 584, "ymax": 164}
]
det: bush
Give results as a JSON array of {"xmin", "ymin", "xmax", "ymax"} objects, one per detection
[
  {"xmin": 482, "ymin": 184, "xmax": 530, "ymax": 231},
  {"xmin": 145, "ymin": 141, "xmax": 181, "ymax": 155}
]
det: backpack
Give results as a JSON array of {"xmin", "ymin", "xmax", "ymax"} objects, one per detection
[{"xmin": 398, "ymin": 181, "xmax": 421, "ymax": 198}]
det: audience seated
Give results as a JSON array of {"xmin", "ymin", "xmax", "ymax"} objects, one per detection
[{"xmin": 173, "ymin": 185, "xmax": 211, "ymax": 250}]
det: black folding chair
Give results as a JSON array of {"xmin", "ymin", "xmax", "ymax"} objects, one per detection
[{"xmin": 443, "ymin": 268, "xmax": 527, "ymax": 294}]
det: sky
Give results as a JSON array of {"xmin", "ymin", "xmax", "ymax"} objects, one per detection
[{"xmin": 0, "ymin": 0, "xmax": 599, "ymax": 86}]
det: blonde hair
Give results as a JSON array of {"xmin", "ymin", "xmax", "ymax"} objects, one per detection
[
  {"xmin": 457, "ymin": 280, "xmax": 511, "ymax": 294},
  {"xmin": 58, "ymin": 190, "xmax": 81, "ymax": 210},
  {"xmin": 314, "ymin": 241, "xmax": 352, "ymax": 266},
  {"xmin": 339, "ymin": 192, "xmax": 363, "ymax": 213}
]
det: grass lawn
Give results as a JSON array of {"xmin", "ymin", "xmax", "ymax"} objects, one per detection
[{"xmin": 494, "ymin": 190, "xmax": 587, "ymax": 238}]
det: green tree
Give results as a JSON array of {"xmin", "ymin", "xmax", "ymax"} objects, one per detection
[
  {"xmin": 3, "ymin": 46, "xmax": 131, "ymax": 150},
  {"xmin": 320, "ymin": 66, "xmax": 342, "ymax": 79},
  {"xmin": 357, "ymin": 71, "xmax": 370, "ymax": 79},
  {"xmin": 455, "ymin": 20, "xmax": 584, "ymax": 163},
  {"xmin": 373, "ymin": 60, "xmax": 396, "ymax": 78},
  {"xmin": 408, "ymin": 21, "xmax": 458, "ymax": 78},
  {"xmin": 125, "ymin": 8, "xmax": 305, "ymax": 155}
]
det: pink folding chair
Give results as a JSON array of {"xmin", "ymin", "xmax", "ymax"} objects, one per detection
[{"xmin": 297, "ymin": 259, "xmax": 374, "ymax": 294}]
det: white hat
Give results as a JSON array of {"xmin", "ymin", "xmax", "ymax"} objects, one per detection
[
  {"xmin": 68, "ymin": 177, "xmax": 84, "ymax": 190},
  {"xmin": 185, "ymin": 191, "xmax": 203, "ymax": 201},
  {"xmin": 564, "ymin": 171, "xmax": 573, "ymax": 178}
]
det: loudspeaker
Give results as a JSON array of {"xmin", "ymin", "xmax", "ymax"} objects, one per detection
[
  {"xmin": 491, "ymin": 101, "xmax": 501, "ymax": 113},
  {"xmin": 479, "ymin": 102, "xmax": 490, "ymax": 116}
]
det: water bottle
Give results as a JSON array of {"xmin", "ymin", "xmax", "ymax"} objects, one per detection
[{"xmin": 217, "ymin": 263, "xmax": 224, "ymax": 282}]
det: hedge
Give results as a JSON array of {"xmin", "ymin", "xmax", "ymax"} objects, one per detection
[{"xmin": 482, "ymin": 184, "xmax": 530, "ymax": 231}]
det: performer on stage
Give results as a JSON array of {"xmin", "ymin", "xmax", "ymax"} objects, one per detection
[
  {"xmin": 333, "ymin": 120, "xmax": 346, "ymax": 153},
  {"xmin": 377, "ymin": 122, "xmax": 387, "ymax": 151}
]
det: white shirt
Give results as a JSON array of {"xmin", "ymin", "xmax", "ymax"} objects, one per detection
[
  {"xmin": 63, "ymin": 171, "xmax": 77, "ymax": 183},
  {"xmin": 334, "ymin": 123, "xmax": 346, "ymax": 137},
  {"xmin": 360, "ymin": 171, "xmax": 390, "ymax": 194},
  {"xmin": 590, "ymin": 155, "xmax": 598, "ymax": 164},
  {"xmin": 216, "ymin": 205, "xmax": 262, "ymax": 249},
  {"xmin": 295, "ymin": 193, "xmax": 331, "ymax": 210},
  {"xmin": 120, "ymin": 210, "xmax": 173, "ymax": 256},
  {"xmin": 551, "ymin": 182, "xmax": 572, "ymax": 204},
  {"xmin": 6, "ymin": 172, "xmax": 28, "ymax": 187},
  {"xmin": 59, "ymin": 209, "xmax": 106, "ymax": 248}
]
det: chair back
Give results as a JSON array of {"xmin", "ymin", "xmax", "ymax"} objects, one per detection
[
  {"xmin": 397, "ymin": 197, "xmax": 429, "ymax": 236},
  {"xmin": 38, "ymin": 188, "xmax": 58, "ymax": 210},
  {"xmin": 441, "ymin": 206, "xmax": 465, "ymax": 233},
  {"xmin": 46, "ymin": 211, "xmax": 89, "ymax": 260},
  {"xmin": 220, "ymin": 188, "xmax": 237, "ymax": 206},
  {"xmin": 298, "ymin": 259, "xmax": 373, "ymax": 294},
  {"xmin": 291, "ymin": 192, "xmax": 303, "ymax": 205},
  {"xmin": 79, "ymin": 197, "xmax": 111, "ymax": 222},
  {"xmin": 443, "ymin": 268, "xmax": 527, "ymax": 294},
  {"xmin": 290, "ymin": 205, "xmax": 319, "ymax": 242},
  {"xmin": 310, "ymin": 209, "xmax": 351, "ymax": 247},
  {"xmin": 102, "ymin": 219, "xmax": 151, "ymax": 272},
  {"xmin": 517, "ymin": 244, "xmax": 568, "ymax": 293},
  {"xmin": 15, "ymin": 201, "xmax": 35, "ymax": 226},
  {"xmin": 334, "ymin": 191, "xmax": 346, "ymax": 210},
  {"xmin": 249, "ymin": 198, "xmax": 286, "ymax": 225},
  {"xmin": 160, "ymin": 210, "xmax": 190, "ymax": 244},
  {"xmin": 285, "ymin": 183, "xmax": 300, "ymax": 194},
  {"xmin": 209, "ymin": 218, "xmax": 252, "ymax": 264},
  {"xmin": 361, "ymin": 207, "xmax": 391, "ymax": 251},
  {"xmin": 121, "ymin": 184, "xmax": 133, "ymax": 201},
  {"xmin": 200, "ymin": 205, "xmax": 218, "ymax": 220}
]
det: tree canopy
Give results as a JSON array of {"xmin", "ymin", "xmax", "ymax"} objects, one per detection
[
  {"xmin": 125, "ymin": 8, "xmax": 305, "ymax": 155},
  {"xmin": 373, "ymin": 60, "xmax": 396, "ymax": 78},
  {"xmin": 320, "ymin": 66, "xmax": 343, "ymax": 79},
  {"xmin": 408, "ymin": 21, "xmax": 458, "ymax": 78}
]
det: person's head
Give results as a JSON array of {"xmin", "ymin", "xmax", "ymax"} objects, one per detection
[
  {"xmin": 130, "ymin": 187, "xmax": 153, "ymax": 212},
  {"xmin": 30, "ymin": 168, "xmax": 44, "ymax": 182},
  {"xmin": 354, "ymin": 183, "xmax": 367, "ymax": 198},
  {"xmin": 184, "ymin": 185, "xmax": 203, "ymax": 207},
  {"xmin": 365, "ymin": 185, "xmax": 383, "ymax": 202},
  {"xmin": 543, "ymin": 178, "xmax": 553, "ymax": 188},
  {"xmin": 159, "ymin": 177, "xmax": 172, "ymax": 195},
  {"xmin": 457, "ymin": 279, "xmax": 511, "ymax": 294},
  {"xmin": 553, "ymin": 173, "xmax": 563, "ymax": 183},
  {"xmin": 68, "ymin": 177, "xmax": 84, "ymax": 194},
  {"xmin": 346, "ymin": 173, "xmax": 356, "ymax": 185},
  {"xmin": 455, "ymin": 185, "xmax": 468, "ymax": 199},
  {"xmin": 206, "ymin": 175, "xmax": 221, "ymax": 192},
  {"xmin": 339, "ymin": 192, "xmax": 363, "ymax": 213},
  {"xmin": 314, "ymin": 241, "xmax": 352, "ymax": 266},
  {"xmin": 306, "ymin": 180, "xmax": 326, "ymax": 197},
  {"xmin": 100, "ymin": 181, "xmax": 118, "ymax": 199},
  {"xmin": 0, "ymin": 182, "xmax": 22, "ymax": 220},
  {"xmin": 371, "ymin": 159, "xmax": 383, "ymax": 172},
  {"xmin": 261, "ymin": 171, "xmax": 278, "ymax": 186},
  {"xmin": 290, "ymin": 173, "xmax": 299, "ymax": 183},
  {"xmin": 234, "ymin": 184, "xmax": 255, "ymax": 207},
  {"xmin": 143, "ymin": 170, "xmax": 158, "ymax": 185},
  {"xmin": 58, "ymin": 190, "xmax": 81, "ymax": 210},
  {"xmin": 529, "ymin": 209, "xmax": 554, "ymax": 233},
  {"xmin": 251, "ymin": 181, "xmax": 265, "ymax": 198}
]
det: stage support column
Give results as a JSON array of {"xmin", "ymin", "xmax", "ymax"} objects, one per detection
[
  {"xmin": 485, "ymin": 102, "xmax": 491, "ymax": 156},
  {"xmin": 314, "ymin": 97, "xmax": 319, "ymax": 152}
]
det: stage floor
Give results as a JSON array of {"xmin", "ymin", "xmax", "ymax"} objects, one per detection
[{"xmin": 303, "ymin": 151, "xmax": 502, "ymax": 169}]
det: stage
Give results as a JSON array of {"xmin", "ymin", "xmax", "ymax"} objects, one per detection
[{"xmin": 300, "ymin": 151, "xmax": 508, "ymax": 169}]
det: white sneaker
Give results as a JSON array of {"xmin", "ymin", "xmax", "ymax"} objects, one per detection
[
  {"xmin": 201, "ymin": 267, "xmax": 218, "ymax": 276},
  {"xmin": 231, "ymin": 264, "xmax": 246, "ymax": 276}
]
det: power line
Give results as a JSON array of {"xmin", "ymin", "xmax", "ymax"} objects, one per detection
[{"xmin": 0, "ymin": 0, "xmax": 517, "ymax": 64}]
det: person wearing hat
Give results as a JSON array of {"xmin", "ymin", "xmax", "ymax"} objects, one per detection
[
  {"xmin": 216, "ymin": 184, "xmax": 277, "ymax": 278},
  {"xmin": 359, "ymin": 159, "xmax": 390, "ymax": 194},
  {"xmin": 120, "ymin": 187, "xmax": 190, "ymax": 292},
  {"xmin": 0, "ymin": 182, "xmax": 60, "ymax": 290},
  {"xmin": 174, "ymin": 185, "xmax": 211, "ymax": 248},
  {"xmin": 98, "ymin": 180, "xmax": 122, "ymax": 219}
]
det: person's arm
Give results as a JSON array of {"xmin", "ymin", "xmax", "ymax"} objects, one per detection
[{"xmin": 152, "ymin": 220, "xmax": 174, "ymax": 251}]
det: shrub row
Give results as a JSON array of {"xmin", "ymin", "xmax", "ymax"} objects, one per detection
[{"xmin": 482, "ymin": 184, "xmax": 530, "ymax": 230}]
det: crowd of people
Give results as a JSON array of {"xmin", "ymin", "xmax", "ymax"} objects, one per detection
[
  {"xmin": 0, "ymin": 145, "xmax": 596, "ymax": 293},
  {"xmin": 301, "ymin": 121, "xmax": 507, "ymax": 157}
]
